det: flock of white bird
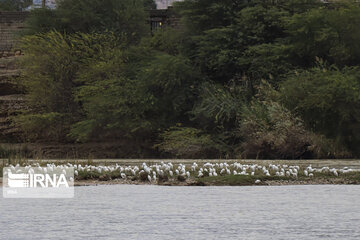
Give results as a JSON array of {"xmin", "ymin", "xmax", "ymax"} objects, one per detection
[{"xmin": 4, "ymin": 162, "xmax": 358, "ymax": 183}]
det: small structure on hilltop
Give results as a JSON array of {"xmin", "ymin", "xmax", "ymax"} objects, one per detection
[{"xmin": 149, "ymin": 7, "xmax": 181, "ymax": 31}]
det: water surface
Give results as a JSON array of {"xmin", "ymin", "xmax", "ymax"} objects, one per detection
[{"xmin": 1, "ymin": 185, "xmax": 359, "ymax": 240}]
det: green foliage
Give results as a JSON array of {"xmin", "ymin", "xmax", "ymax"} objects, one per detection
[
  {"xmin": 240, "ymin": 99, "xmax": 314, "ymax": 159},
  {"xmin": 17, "ymin": 31, "xmax": 121, "ymax": 141},
  {"xmin": 13, "ymin": 0, "xmax": 360, "ymax": 158},
  {"xmin": 19, "ymin": 31, "xmax": 78, "ymax": 113},
  {"xmin": 238, "ymin": 82, "xmax": 348, "ymax": 159},
  {"xmin": 71, "ymin": 46, "xmax": 153, "ymax": 142},
  {"xmin": 15, "ymin": 112, "xmax": 70, "ymax": 141},
  {"xmin": 280, "ymin": 64, "xmax": 360, "ymax": 155},
  {"xmin": 25, "ymin": 0, "xmax": 150, "ymax": 42},
  {"xmin": 286, "ymin": 2, "xmax": 360, "ymax": 67},
  {"xmin": 23, "ymin": 8, "xmax": 60, "ymax": 35},
  {"xmin": 143, "ymin": 0, "xmax": 156, "ymax": 10},
  {"xmin": 155, "ymin": 126, "xmax": 221, "ymax": 158},
  {"xmin": 191, "ymin": 82, "xmax": 247, "ymax": 130},
  {"xmin": 137, "ymin": 53, "xmax": 200, "ymax": 128},
  {"xmin": 175, "ymin": 0, "xmax": 248, "ymax": 34},
  {"xmin": 17, "ymin": 31, "xmax": 80, "ymax": 141},
  {"xmin": 70, "ymin": 45, "xmax": 199, "ymax": 142},
  {"xmin": 0, "ymin": 0, "xmax": 32, "ymax": 11},
  {"xmin": 142, "ymin": 28, "xmax": 184, "ymax": 56},
  {"xmin": 178, "ymin": 0, "xmax": 297, "ymax": 84}
]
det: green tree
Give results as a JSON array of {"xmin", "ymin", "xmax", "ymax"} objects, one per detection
[
  {"xmin": 71, "ymin": 48, "xmax": 200, "ymax": 142},
  {"xmin": 144, "ymin": 0, "xmax": 156, "ymax": 10},
  {"xmin": 286, "ymin": 1, "xmax": 360, "ymax": 67},
  {"xmin": 280, "ymin": 64, "xmax": 360, "ymax": 155},
  {"xmin": 70, "ymin": 45, "xmax": 154, "ymax": 142},
  {"xmin": 23, "ymin": 8, "xmax": 60, "ymax": 35},
  {"xmin": 155, "ymin": 126, "xmax": 221, "ymax": 158},
  {"xmin": 0, "ymin": 0, "xmax": 32, "ymax": 11},
  {"xmin": 25, "ymin": 0, "xmax": 150, "ymax": 42},
  {"xmin": 17, "ymin": 31, "xmax": 120, "ymax": 141},
  {"xmin": 175, "ymin": 0, "xmax": 313, "ymax": 86},
  {"xmin": 17, "ymin": 31, "xmax": 80, "ymax": 141}
]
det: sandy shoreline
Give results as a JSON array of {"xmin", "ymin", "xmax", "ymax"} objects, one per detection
[
  {"xmin": 1, "ymin": 177, "xmax": 358, "ymax": 187},
  {"xmin": 72, "ymin": 177, "xmax": 360, "ymax": 187}
]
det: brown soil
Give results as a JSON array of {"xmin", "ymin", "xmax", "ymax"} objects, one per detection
[{"xmin": 73, "ymin": 177, "xmax": 360, "ymax": 187}]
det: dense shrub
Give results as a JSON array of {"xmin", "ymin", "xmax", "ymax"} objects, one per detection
[
  {"xmin": 280, "ymin": 65, "xmax": 360, "ymax": 155},
  {"xmin": 16, "ymin": 32, "xmax": 80, "ymax": 141},
  {"xmin": 14, "ymin": 0, "xmax": 360, "ymax": 158},
  {"xmin": 25, "ymin": 0, "xmax": 150, "ymax": 43},
  {"xmin": 70, "ymin": 46, "xmax": 154, "ymax": 142},
  {"xmin": 0, "ymin": 0, "xmax": 32, "ymax": 11},
  {"xmin": 155, "ymin": 126, "xmax": 221, "ymax": 159},
  {"xmin": 240, "ymin": 100, "xmax": 319, "ymax": 159},
  {"xmin": 286, "ymin": 2, "xmax": 360, "ymax": 67}
]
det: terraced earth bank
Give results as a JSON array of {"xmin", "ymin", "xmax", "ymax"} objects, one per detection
[
  {"xmin": 0, "ymin": 12, "xmax": 27, "ymax": 143},
  {"xmin": 0, "ymin": 54, "xmax": 24, "ymax": 143}
]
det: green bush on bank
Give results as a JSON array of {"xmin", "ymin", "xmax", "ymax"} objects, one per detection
[
  {"xmin": 280, "ymin": 64, "xmax": 360, "ymax": 155},
  {"xmin": 13, "ymin": 0, "xmax": 360, "ymax": 159}
]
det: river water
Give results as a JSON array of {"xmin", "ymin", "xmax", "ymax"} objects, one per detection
[{"xmin": 1, "ymin": 185, "xmax": 359, "ymax": 240}]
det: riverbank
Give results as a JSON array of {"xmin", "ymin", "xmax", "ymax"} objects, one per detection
[
  {"xmin": 71, "ymin": 172, "xmax": 360, "ymax": 187},
  {"xmin": 1, "ymin": 160, "xmax": 359, "ymax": 187},
  {"xmin": 1, "ymin": 172, "xmax": 359, "ymax": 187}
]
